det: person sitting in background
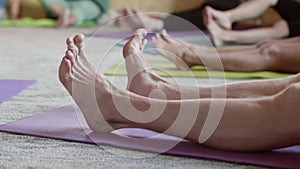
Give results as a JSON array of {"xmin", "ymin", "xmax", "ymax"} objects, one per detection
[
  {"xmin": 7, "ymin": 0, "xmax": 21, "ymax": 20},
  {"xmin": 0, "ymin": 0, "xmax": 6, "ymax": 19},
  {"xmin": 204, "ymin": 0, "xmax": 300, "ymax": 46},
  {"xmin": 0, "ymin": 0, "xmax": 21, "ymax": 20},
  {"xmin": 39, "ymin": 0, "xmax": 110, "ymax": 27},
  {"xmin": 122, "ymin": 0, "xmax": 240, "ymax": 32},
  {"xmin": 3, "ymin": 0, "xmax": 48, "ymax": 20},
  {"xmin": 151, "ymin": 29, "xmax": 300, "ymax": 73}
]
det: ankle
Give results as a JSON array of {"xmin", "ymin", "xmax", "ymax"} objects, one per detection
[{"xmin": 185, "ymin": 45, "xmax": 203, "ymax": 65}]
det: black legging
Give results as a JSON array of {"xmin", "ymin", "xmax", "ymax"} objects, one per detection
[
  {"xmin": 273, "ymin": 0, "xmax": 300, "ymax": 37},
  {"xmin": 163, "ymin": 0, "xmax": 240, "ymax": 31}
]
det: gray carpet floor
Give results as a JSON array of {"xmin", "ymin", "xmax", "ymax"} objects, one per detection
[{"xmin": 0, "ymin": 27, "xmax": 266, "ymax": 169}]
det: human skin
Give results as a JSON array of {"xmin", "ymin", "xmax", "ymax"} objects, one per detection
[
  {"xmin": 122, "ymin": 7, "xmax": 164, "ymax": 32},
  {"xmin": 59, "ymin": 29, "xmax": 300, "ymax": 152},
  {"xmin": 7, "ymin": 0, "xmax": 20, "ymax": 20},
  {"xmin": 50, "ymin": 3, "xmax": 76, "ymax": 27},
  {"xmin": 152, "ymin": 30, "xmax": 300, "ymax": 73},
  {"xmin": 203, "ymin": 0, "xmax": 290, "ymax": 46}
]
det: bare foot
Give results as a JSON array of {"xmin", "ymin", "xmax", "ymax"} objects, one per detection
[
  {"xmin": 123, "ymin": 29, "xmax": 170, "ymax": 99},
  {"xmin": 56, "ymin": 10, "xmax": 77, "ymax": 28},
  {"xmin": 59, "ymin": 34, "xmax": 129, "ymax": 132},
  {"xmin": 152, "ymin": 30, "xmax": 200, "ymax": 70},
  {"xmin": 56, "ymin": 10, "xmax": 70, "ymax": 28},
  {"xmin": 123, "ymin": 7, "xmax": 164, "ymax": 32},
  {"xmin": 204, "ymin": 10, "xmax": 225, "ymax": 47},
  {"xmin": 203, "ymin": 6, "xmax": 232, "ymax": 30}
]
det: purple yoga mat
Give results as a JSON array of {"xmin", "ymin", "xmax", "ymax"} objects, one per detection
[
  {"xmin": 0, "ymin": 105, "xmax": 299, "ymax": 169},
  {"xmin": 86, "ymin": 25, "xmax": 258, "ymax": 40},
  {"xmin": 86, "ymin": 30, "xmax": 208, "ymax": 40},
  {"xmin": 0, "ymin": 79, "xmax": 36, "ymax": 105}
]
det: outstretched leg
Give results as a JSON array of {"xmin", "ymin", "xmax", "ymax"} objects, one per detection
[
  {"xmin": 123, "ymin": 29, "xmax": 300, "ymax": 100},
  {"xmin": 203, "ymin": 0, "xmax": 290, "ymax": 46},
  {"xmin": 152, "ymin": 29, "xmax": 255, "ymax": 70},
  {"xmin": 203, "ymin": 0, "xmax": 278, "ymax": 30},
  {"xmin": 206, "ymin": 14, "xmax": 289, "ymax": 46},
  {"xmin": 153, "ymin": 29, "xmax": 300, "ymax": 73}
]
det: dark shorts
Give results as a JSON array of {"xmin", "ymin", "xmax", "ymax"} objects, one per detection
[
  {"xmin": 274, "ymin": 0, "xmax": 300, "ymax": 37},
  {"xmin": 163, "ymin": 0, "xmax": 240, "ymax": 31}
]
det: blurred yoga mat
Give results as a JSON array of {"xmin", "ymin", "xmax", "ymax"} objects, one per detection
[
  {"xmin": 0, "ymin": 17, "xmax": 95, "ymax": 27},
  {"xmin": 0, "ymin": 79, "xmax": 36, "ymax": 105},
  {"xmin": 86, "ymin": 30, "xmax": 208, "ymax": 39},
  {"xmin": 105, "ymin": 57, "xmax": 293, "ymax": 79}
]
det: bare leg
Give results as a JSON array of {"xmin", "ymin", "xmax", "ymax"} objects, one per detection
[
  {"xmin": 123, "ymin": 7, "xmax": 164, "ymax": 32},
  {"xmin": 152, "ymin": 29, "xmax": 256, "ymax": 70},
  {"xmin": 152, "ymin": 30, "xmax": 291, "ymax": 72},
  {"xmin": 59, "ymin": 31, "xmax": 300, "ymax": 152},
  {"xmin": 124, "ymin": 29, "xmax": 300, "ymax": 99},
  {"xmin": 205, "ymin": 10, "xmax": 289, "ymax": 46},
  {"xmin": 204, "ymin": 0, "xmax": 278, "ymax": 29},
  {"xmin": 261, "ymin": 43, "xmax": 300, "ymax": 73},
  {"xmin": 257, "ymin": 36, "xmax": 300, "ymax": 48}
]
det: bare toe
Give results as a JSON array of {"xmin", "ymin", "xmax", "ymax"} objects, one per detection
[
  {"xmin": 65, "ymin": 50, "xmax": 76, "ymax": 65},
  {"xmin": 73, "ymin": 34, "xmax": 85, "ymax": 53},
  {"xmin": 59, "ymin": 56, "xmax": 73, "ymax": 93},
  {"xmin": 123, "ymin": 28, "xmax": 147, "ymax": 58},
  {"xmin": 66, "ymin": 37, "xmax": 78, "ymax": 57}
]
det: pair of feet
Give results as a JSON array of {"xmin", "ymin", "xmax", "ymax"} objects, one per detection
[
  {"xmin": 55, "ymin": 9, "xmax": 77, "ymax": 28},
  {"xmin": 51, "ymin": 3, "xmax": 76, "ymax": 27},
  {"xmin": 203, "ymin": 6, "xmax": 233, "ymax": 47},
  {"xmin": 123, "ymin": 6, "xmax": 232, "ymax": 47},
  {"xmin": 151, "ymin": 7, "xmax": 235, "ymax": 70},
  {"xmin": 123, "ymin": 7, "xmax": 203, "ymax": 70},
  {"xmin": 121, "ymin": 6, "xmax": 234, "ymax": 71},
  {"xmin": 122, "ymin": 7, "xmax": 164, "ymax": 32},
  {"xmin": 124, "ymin": 7, "xmax": 203, "ymax": 70},
  {"xmin": 59, "ymin": 29, "xmax": 171, "ymax": 132},
  {"xmin": 58, "ymin": 29, "xmax": 300, "ymax": 143}
]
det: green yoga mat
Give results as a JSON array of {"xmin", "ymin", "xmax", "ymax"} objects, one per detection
[
  {"xmin": 0, "ymin": 17, "xmax": 95, "ymax": 27},
  {"xmin": 105, "ymin": 57, "xmax": 293, "ymax": 79}
]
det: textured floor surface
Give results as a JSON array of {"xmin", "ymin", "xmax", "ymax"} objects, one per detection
[{"xmin": 0, "ymin": 26, "xmax": 266, "ymax": 169}]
